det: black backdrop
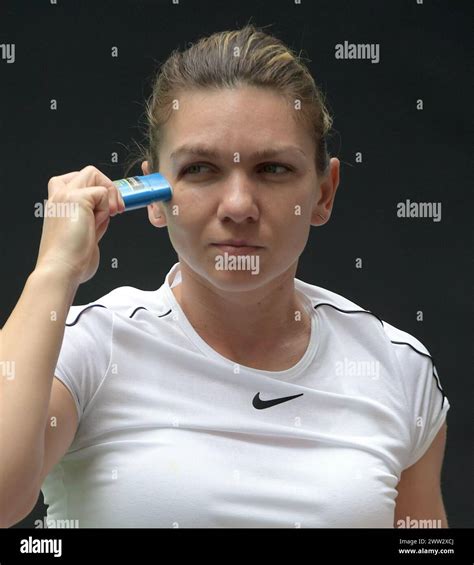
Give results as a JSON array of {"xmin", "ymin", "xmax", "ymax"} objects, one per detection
[{"xmin": 0, "ymin": 0, "xmax": 472, "ymax": 529}]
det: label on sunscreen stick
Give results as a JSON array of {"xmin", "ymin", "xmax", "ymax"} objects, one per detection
[{"xmin": 113, "ymin": 173, "xmax": 173, "ymax": 211}]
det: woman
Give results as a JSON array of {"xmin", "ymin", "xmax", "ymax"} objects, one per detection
[{"xmin": 0, "ymin": 24, "xmax": 449, "ymax": 528}]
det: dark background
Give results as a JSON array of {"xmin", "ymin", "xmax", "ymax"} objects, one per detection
[{"xmin": 0, "ymin": 0, "xmax": 472, "ymax": 528}]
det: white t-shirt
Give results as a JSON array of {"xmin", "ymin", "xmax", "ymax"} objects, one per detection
[{"xmin": 41, "ymin": 261, "xmax": 450, "ymax": 528}]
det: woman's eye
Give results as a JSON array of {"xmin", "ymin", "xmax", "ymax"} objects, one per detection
[
  {"xmin": 260, "ymin": 163, "xmax": 292, "ymax": 174},
  {"xmin": 181, "ymin": 164, "xmax": 212, "ymax": 175}
]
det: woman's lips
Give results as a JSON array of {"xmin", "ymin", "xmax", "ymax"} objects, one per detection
[{"xmin": 211, "ymin": 244, "xmax": 263, "ymax": 255}]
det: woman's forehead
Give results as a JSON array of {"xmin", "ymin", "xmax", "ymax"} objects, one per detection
[{"xmin": 164, "ymin": 94, "xmax": 310, "ymax": 154}]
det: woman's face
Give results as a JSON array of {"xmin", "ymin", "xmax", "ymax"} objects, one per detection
[{"xmin": 144, "ymin": 85, "xmax": 339, "ymax": 293}]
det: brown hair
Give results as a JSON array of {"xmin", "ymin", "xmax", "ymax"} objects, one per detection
[{"xmin": 123, "ymin": 22, "xmax": 334, "ymax": 178}]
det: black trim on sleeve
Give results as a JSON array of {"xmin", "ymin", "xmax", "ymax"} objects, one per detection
[
  {"xmin": 312, "ymin": 303, "xmax": 447, "ymax": 409},
  {"xmin": 129, "ymin": 306, "xmax": 148, "ymax": 319},
  {"xmin": 129, "ymin": 306, "xmax": 172, "ymax": 319},
  {"xmin": 66, "ymin": 304, "xmax": 173, "ymax": 325},
  {"xmin": 390, "ymin": 341, "xmax": 446, "ymax": 409},
  {"xmin": 65, "ymin": 304, "xmax": 107, "ymax": 327},
  {"xmin": 157, "ymin": 308, "xmax": 172, "ymax": 318},
  {"xmin": 313, "ymin": 302, "xmax": 385, "ymax": 327}
]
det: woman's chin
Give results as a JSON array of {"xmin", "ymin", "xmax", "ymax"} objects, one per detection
[{"xmin": 206, "ymin": 261, "xmax": 266, "ymax": 291}]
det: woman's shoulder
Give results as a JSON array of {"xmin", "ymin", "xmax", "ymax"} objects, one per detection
[
  {"xmin": 296, "ymin": 277, "xmax": 368, "ymax": 313},
  {"xmin": 297, "ymin": 277, "xmax": 432, "ymax": 360}
]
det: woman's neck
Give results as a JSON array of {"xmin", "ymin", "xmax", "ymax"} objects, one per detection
[{"xmin": 170, "ymin": 263, "xmax": 311, "ymax": 361}]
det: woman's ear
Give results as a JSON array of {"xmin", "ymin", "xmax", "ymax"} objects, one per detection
[
  {"xmin": 147, "ymin": 203, "xmax": 167, "ymax": 228},
  {"xmin": 310, "ymin": 157, "xmax": 340, "ymax": 226},
  {"xmin": 141, "ymin": 160, "xmax": 151, "ymax": 176},
  {"xmin": 142, "ymin": 160, "xmax": 167, "ymax": 227}
]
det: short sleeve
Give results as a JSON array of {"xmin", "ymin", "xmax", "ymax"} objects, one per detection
[
  {"xmin": 54, "ymin": 304, "xmax": 114, "ymax": 423},
  {"xmin": 393, "ymin": 340, "xmax": 450, "ymax": 470}
]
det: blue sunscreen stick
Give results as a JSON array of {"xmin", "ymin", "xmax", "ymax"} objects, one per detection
[{"xmin": 112, "ymin": 173, "xmax": 173, "ymax": 211}]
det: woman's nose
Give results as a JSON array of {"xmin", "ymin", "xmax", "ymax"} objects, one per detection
[{"xmin": 216, "ymin": 175, "xmax": 259, "ymax": 223}]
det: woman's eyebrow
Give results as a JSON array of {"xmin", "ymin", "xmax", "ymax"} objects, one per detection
[{"xmin": 169, "ymin": 144, "xmax": 306, "ymax": 162}]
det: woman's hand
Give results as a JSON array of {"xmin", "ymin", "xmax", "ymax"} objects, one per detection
[{"xmin": 35, "ymin": 165, "xmax": 125, "ymax": 285}]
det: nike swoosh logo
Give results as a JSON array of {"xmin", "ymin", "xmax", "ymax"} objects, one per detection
[{"xmin": 252, "ymin": 392, "xmax": 304, "ymax": 409}]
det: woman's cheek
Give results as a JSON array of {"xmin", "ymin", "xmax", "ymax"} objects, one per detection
[
  {"xmin": 166, "ymin": 202, "xmax": 205, "ymax": 247},
  {"xmin": 173, "ymin": 188, "xmax": 210, "ymax": 221}
]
